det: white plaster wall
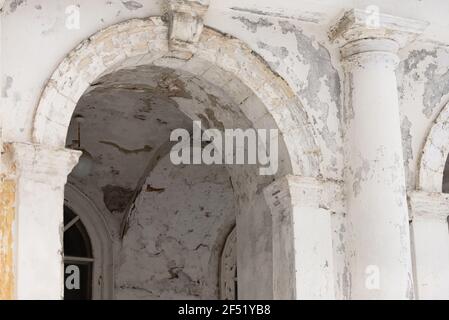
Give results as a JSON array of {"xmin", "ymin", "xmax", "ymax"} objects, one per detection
[
  {"xmin": 397, "ymin": 43, "xmax": 449, "ymax": 190},
  {"xmin": 116, "ymin": 153, "xmax": 235, "ymax": 299}
]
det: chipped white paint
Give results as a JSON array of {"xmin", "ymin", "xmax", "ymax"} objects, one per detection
[
  {"xmin": 263, "ymin": 175, "xmax": 343, "ymax": 299},
  {"xmin": 331, "ymin": 9, "xmax": 426, "ymax": 299},
  {"xmin": 31, "ymin": 17, "xmax": 321, "ymax": 178},
  {"xmin": 220, "ymin": 227, "xmax": 237, "ymax": 300},
  {"xmin": 167, "ymin": 0, "xmax": 210, "ymax": 56},
  {"xmin": 116, "ymin": 153, "xmax": 235, "ymax": 299},
  {"xmin": 64, "ymin": 183, "xmax": 114, "ymax": 300}
]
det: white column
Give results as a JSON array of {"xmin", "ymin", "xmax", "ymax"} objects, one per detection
[
  {"xmin": 264, "ymin": 175, "xmax": 343, "ymax": 299},
  {"xmin": 409, "ymin": 191, "xmax": 449, "ymax": 299},
  {"xmin": 330, "ymin": 9, "xmax": 427, "ymax": 299},
  {"xmin": 7, "ymin": 142, "xmax": 80, "ymax": 299}
]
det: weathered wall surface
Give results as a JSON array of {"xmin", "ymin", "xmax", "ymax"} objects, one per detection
[
  {"xmin": 397, "ymin": 43, "xmax": 449, "ymax": 190},
  {"xmin": 116, "ymin": 154, "xmax": 235, "ymax": 299}
]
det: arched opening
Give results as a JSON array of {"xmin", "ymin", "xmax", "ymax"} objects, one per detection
[
  {"xmin": 63, "ymin": 63, "xmax": 271, "ymax": 299},
  {"xmin": 31, "ymin": 18, "xmax": 321, "ymax": 299}
]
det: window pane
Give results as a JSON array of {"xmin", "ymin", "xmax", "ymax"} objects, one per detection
[
  {"xmin": 64, "ymin": 262, "xmax": 92, "ymax": 300},
  {"xmin": 64, "ymin": 206, "xmax": 77, "ymax": 227},
  {"xmin": 64, "ymin": 220, "xmax": 93, "ymax": 258}
]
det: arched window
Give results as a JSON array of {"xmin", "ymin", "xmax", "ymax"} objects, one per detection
[
  {"xmin": 63, "ymin": 206, "xmax": 94, "ymax": 300},
  {"xmin": 220, "ymin": 227, "xmax": 237, "ymax": 300},
  {"xmin": 63, "ymin": 184, "xmax": 114, "ymax": 300}
]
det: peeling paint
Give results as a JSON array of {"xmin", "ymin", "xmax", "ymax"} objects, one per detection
[
  {"xmin": 423, "ymin": 64, "xmax": 449, "ymax": 118},
  {"xmin": 121, "ymin": 0, "xmax": 142, "ymax": 11},
  {"xmin": 9, "ymin": 0, "xmax": 26, "ymax": 13},
  {"xmin": 230, "ymin": 6, "xmax": 321, "ymax": 24},
  {"xmin": 352, "ymin": 158, "xmax": 370, "ymax": 197},
  {"xmin": 2, "ymin": 76, "xmax": 13, "ymax": 98},
  {"xmin": 232, "ymin": 16, "xmax": 273, "ymax": 33},
  {"xmin": 403, "ymin": 49, "xmax": 437, "ymax": 76},
  {"xmin": 277, "ymin": 20, "xmax": 343, "ymax": 176}
]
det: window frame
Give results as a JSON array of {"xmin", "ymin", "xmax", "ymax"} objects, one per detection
[{"xmin": 64, "ymin": 183, "xmax": 114, "ymax": 300}]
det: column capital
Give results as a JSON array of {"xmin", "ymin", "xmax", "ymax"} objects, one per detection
[
  {"xmin": 408, "ymin": 191, "xmax": 449, "ymax": 222},
  {"xmin": 329, "ymin": 9, "xmax": 428, "ymax": 59},
  {"xmin": 3, "ymin": 142, "xmax": 81, "ymax": 185},
  {"xmin": 263, "ymin": 175, "xmax": 344, "ymax": 215}
]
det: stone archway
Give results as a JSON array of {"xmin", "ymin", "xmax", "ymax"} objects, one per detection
[
  {"xmin": 5, "ymin": 14, "xmax": 339, "ymax": 300},
  {"xmin": 31, "ymin": 17, "xmax": 321, "ymax": 177}
]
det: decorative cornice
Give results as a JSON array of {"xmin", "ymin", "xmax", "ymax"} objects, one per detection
[
  {"xmin": 167, "ymin": 0, "xmax": 210, "ymax": 58},
  {"xmin": 329, "ymin": 8, "xmax": 428, "ymax": 48},
  {"xmin": 263, "ymin": 175, "xmax": 344, "ymax": 216},
  {"xmin": 408, "ymin": 191, "xmax": 449, "ymax": 221},
  {"xmin": 4, "ymin": 142, "xmax": 81, "ymax": 185}
]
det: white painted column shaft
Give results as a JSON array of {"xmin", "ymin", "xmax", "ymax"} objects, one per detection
[
  {"xmin": 9, "ymin": 143, "xmax": 80, "ymax": 299},
  {"xmin": 342, "ymin": 39, "xmax": 413, "ymax": 299}
]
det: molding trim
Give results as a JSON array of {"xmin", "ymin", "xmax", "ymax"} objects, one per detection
[
  {"xmin": 4, "ymin": 142, "xmax": 80, "ymax": 185},
  {"xmin": 263, "ymin": 175, "xmax": 344, "ymax": 216},
  {"xmin": 408, "ymin": 191, "xmax": 449, "ymax": 221},
  {"xmin": 167, "ymin": 0, "xmax": 210, "ymax": 57},
  {"xmin": 329, "ymin": 8, "xmax": 428, "ymax": 47}
]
